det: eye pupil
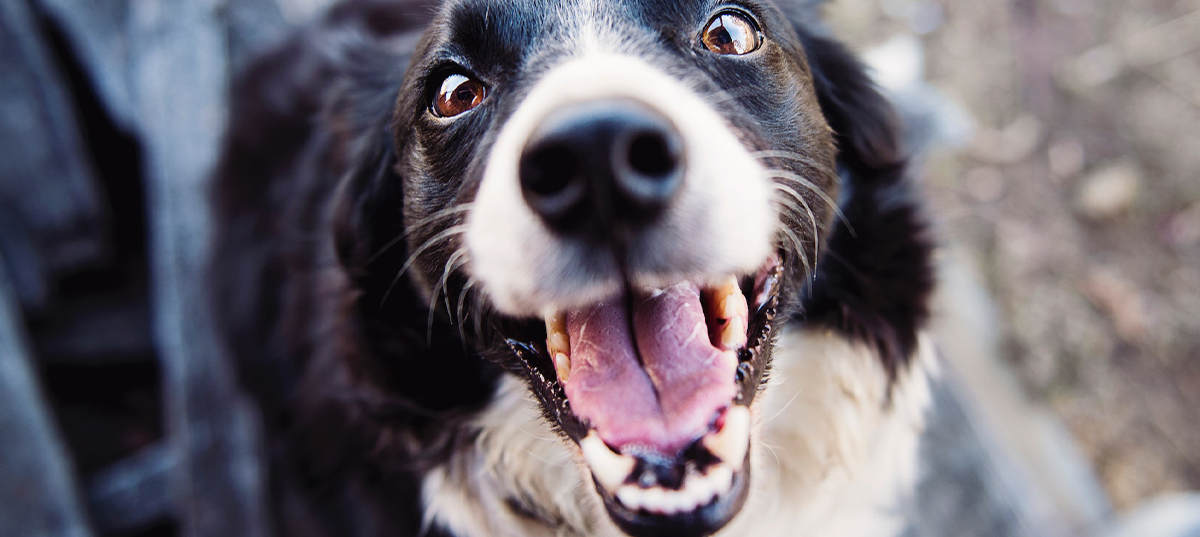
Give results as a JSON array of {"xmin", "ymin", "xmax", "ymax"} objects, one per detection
[
  {"xmin": 702, "ymin": 12, "xmax": 761, "ymax": 55},
  {"xmin": 434, "ymin": 73, "xmax": 486, "ymax": 117},
  {"xmin": 711, "ymin": 29, "xmax": 733, "ymax": 46}
]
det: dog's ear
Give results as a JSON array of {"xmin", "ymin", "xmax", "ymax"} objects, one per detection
[
  {"xmin": 787, "ymin": 19, "xmax": 935, "ymax": 382},
  {"xmin": 322, "ymin": 36, "xmax": 412, "ymax": 285},
  {"xmin": 795, "ymin": 28, "xmax": 904, "ymax": 175},
  {"xmin": 331, "ymin": 137, "xmax": 401, "ymax": 277}
]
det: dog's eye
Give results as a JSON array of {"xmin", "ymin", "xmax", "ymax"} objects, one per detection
[
  {"xmin": 701, "ymin": 11, "xmax": 761, "ymax": 55},
  {"xmin": 433, "ymin": 73, "xmax": 486, "ymax": 118}
]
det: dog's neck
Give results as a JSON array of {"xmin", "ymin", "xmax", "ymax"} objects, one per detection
[{"xmin": 421, "ymin": 328, "xmax": 937, "ymax": 537}]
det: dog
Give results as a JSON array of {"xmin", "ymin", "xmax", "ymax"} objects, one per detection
[{"xmin": 211, "ymin": 0, "xmax": 935, "ymax": 535}]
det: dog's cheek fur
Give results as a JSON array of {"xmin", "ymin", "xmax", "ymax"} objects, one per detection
[
  {"xmin": 213, "ymin": 6, "xmax": 509, "ymax": 536},
  {"xmin": 789, "ymin": 25, "xmax": 936, "ymax": 381}
]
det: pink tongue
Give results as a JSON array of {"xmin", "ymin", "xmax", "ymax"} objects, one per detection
[{"xmin": 564, "ymin": 282, "xmax": 738, "ymax": 456}]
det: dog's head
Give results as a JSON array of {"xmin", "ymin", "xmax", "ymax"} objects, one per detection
[{"xmin": 334, "ymin": 1, "xmax": 901, "ymax": 535}]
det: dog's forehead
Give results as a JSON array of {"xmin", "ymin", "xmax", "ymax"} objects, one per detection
[{"xmin": 429, "ymin": 0, "xmax": 763, "ymax": 61}]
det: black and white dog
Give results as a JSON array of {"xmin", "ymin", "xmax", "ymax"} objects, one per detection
[{"xmin": 212, "ymin": 0, "xmax": 934, "ymax": 535}]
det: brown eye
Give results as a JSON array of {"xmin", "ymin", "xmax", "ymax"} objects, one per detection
[
  {"xmin": 433, "ymin": 73, "xmax": 486, "ymax": 117},
  {"xmin": 701, "ymin": 11, "xmax": 761, "ymax": 55}
]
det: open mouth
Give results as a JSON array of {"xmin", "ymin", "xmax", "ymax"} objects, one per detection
[{"xmin": 507, "ymin": 253, "xmax": 783, "ymax": 536}]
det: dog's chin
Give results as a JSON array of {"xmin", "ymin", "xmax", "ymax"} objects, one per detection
[
  {"xmin": 599, "ymin": 455, "xmax": 751, "ymax": 537},
  {"xmin": 500, "ymin": 252, "xmax": 784, "ymax": 537}
]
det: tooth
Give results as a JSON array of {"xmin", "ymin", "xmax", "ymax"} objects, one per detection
[
  {"xmin": 679, "ymin": 484, "xmax": 703, "ymax": 511},
  {"xmin": 545, "ymin": 312, "xmax": 570, "ymax": 357},
  {"xmin": 617, "ymin": 485, "xmax": 640, "ymax": 509},
  {"xmin": 643, "ymin": 487, "xmax": 666, "ymax": 513},
  {"xmin": 581, "ymin": 432, "xmax": 635, "ymax": 492},
  {"xmin": 661, "ymin": 490, "xmax": 685, "ymax": 514},
  {"xmin": 554, "ymin": 352, "xmax": 571, "ymax": 383},
  {"xmin": 710, "ymin": 462, "xmax": 729, "ymax": 493},
  {"xmin": 703, "ymin": 406, "xmax": 751, "ymax": 471},
  {"xmin": 708, "ymin": 464, "xmax": 734, "ymax": 493},
  {"xmin": 688, "ymin": 476, "xmax": 714, "ymax": 507},
  {"xmin": 706, "ymin": 276, "xmax": 748, "ymax": 350},
  {"xmin": 716, "ymin": 277, "xmax": 747, "ymax": 319},
  {"xmin": 719, "ymin": 317, "xmax": 747, "ymax": 350}
]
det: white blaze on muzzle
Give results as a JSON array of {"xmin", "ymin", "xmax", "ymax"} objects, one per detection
[{"xmin": 467, "ymin": 54, "xmax": 777, "ymax": 316}]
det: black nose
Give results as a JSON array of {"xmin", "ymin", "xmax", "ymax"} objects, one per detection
[{"xmin": 519, "ymin": 100, "xmax": 684, "ymax": 238}]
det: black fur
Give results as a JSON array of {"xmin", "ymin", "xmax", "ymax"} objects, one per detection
[
  {"xmin": 792, "ymin": 26, "xmax": 935, "ymax": 381},
  {"xmin": 210, "ymin": 1, "xmax": 933, "ymax": 535}
]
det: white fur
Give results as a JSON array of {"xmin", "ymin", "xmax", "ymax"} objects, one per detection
[
  {"xmin": 466, "ymin": 54, "xmax": 777, "ymax": 317},
  {"xmin": 422, "ymin": 329, "xmax": 938, "ymax": 537}
]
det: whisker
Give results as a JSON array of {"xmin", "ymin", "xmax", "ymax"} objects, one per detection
[
  {"xmin": 778, "ymin": 225, "xmax": 812, "ymax": 286},
  {"xmin": 772, "ymin": 183, "xmax": 821, "ymax": 263},
  {"xmin": 472, "ymin": 290, "xmax": 485, "ymax": 342},
  {"xmin": 765, "ymin": 170, "xmax": 855, "ymax": 237},
  {"xmin": 380, "ymin": 224, "xmax": 468, "ymax": 306},
  {"xmin": 522, "ymin": 448, "xmax": 570, "ymax": 469},
  {"xmin": 763, "ymin": 386, "xmax": 804, "ymax": 426},
  {"xmin": 367, "ymin": 204, "xmax": 473, "ymax": 264},
  {"xmin": 438, "ymin": 249, "xmax": 470, "ymax": 317},
  {"xmin": 518, "ymin": 426, "xmax": 560, "ymax": 443},
  {"xmin": 456, "ymin": 278, "xmax": 477, "ymax": 343},
  {"xmin": 761, "ymin": 440, "xmax": 782, "ymax": 468},
  {"xmin": 427, "ymin": 248, "xmax": 470, "ymax": 344}
]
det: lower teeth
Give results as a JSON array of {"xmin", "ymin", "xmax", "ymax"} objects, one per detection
[{"xmin": 614, "ymin": 463, "xmax": 734, "ymax": 515}]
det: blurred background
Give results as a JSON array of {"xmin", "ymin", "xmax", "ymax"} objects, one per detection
[
  {"xmin": 0, "ymin": 0, "xmax": 1197, "ymax": 536},
  {"xmin": 823, "ymin": 0, "xmax": 1200, "ymax": 511}
]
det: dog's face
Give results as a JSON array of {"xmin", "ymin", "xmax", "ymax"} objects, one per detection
[{"xmin": 390, "ymin": 1, "xmax": 839, "ymax": 534}]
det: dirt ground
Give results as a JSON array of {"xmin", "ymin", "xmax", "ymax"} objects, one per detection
[{"xmin": 826, "ymin": 0, "xmax": 1200, "ymax": 510}]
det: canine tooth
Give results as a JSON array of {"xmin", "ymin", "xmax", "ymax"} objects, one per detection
[
  {"xmin": 703, "ymin": 406, "xmax": 751, "ymax": 471},
  {"xmin": 719, "ymin": 277, "xmax": 747, "ymax": 313},
  {"xmin": 705, "ymin": 276, "xmax": 748, "ymax": 350},
  {"xmin": 718, "ymin": 283, "xmax": 747, "ymax": 319},
  {"xmin": 581, "ymin": 433, "xmax": 635, "ymax": 492},
  {"xmin": 554, "ymin": 353, "xmax": 571, "ymax": 383},
  {"xmin": 719, "ymin": 317, "xmax": 747, "ymax": 350},
  {"xmin": 545, "ymin": 312, "xmax": 570, "ymax": 357}
]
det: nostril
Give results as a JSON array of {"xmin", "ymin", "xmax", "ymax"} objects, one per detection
[
  {"xmin": 627, "ymin": 131, "xmax": 678, "ymax": 178},
  {"xmin": 520, "ymin": 142, "xmax": 589, "ymax": 226},
  {"xmin": 522, "ymin": 145, "xmax": 579, "ymax": 196},
  {"xmin": 520, "ymin": 100, "xmax": 684, "ymax": 235}
]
